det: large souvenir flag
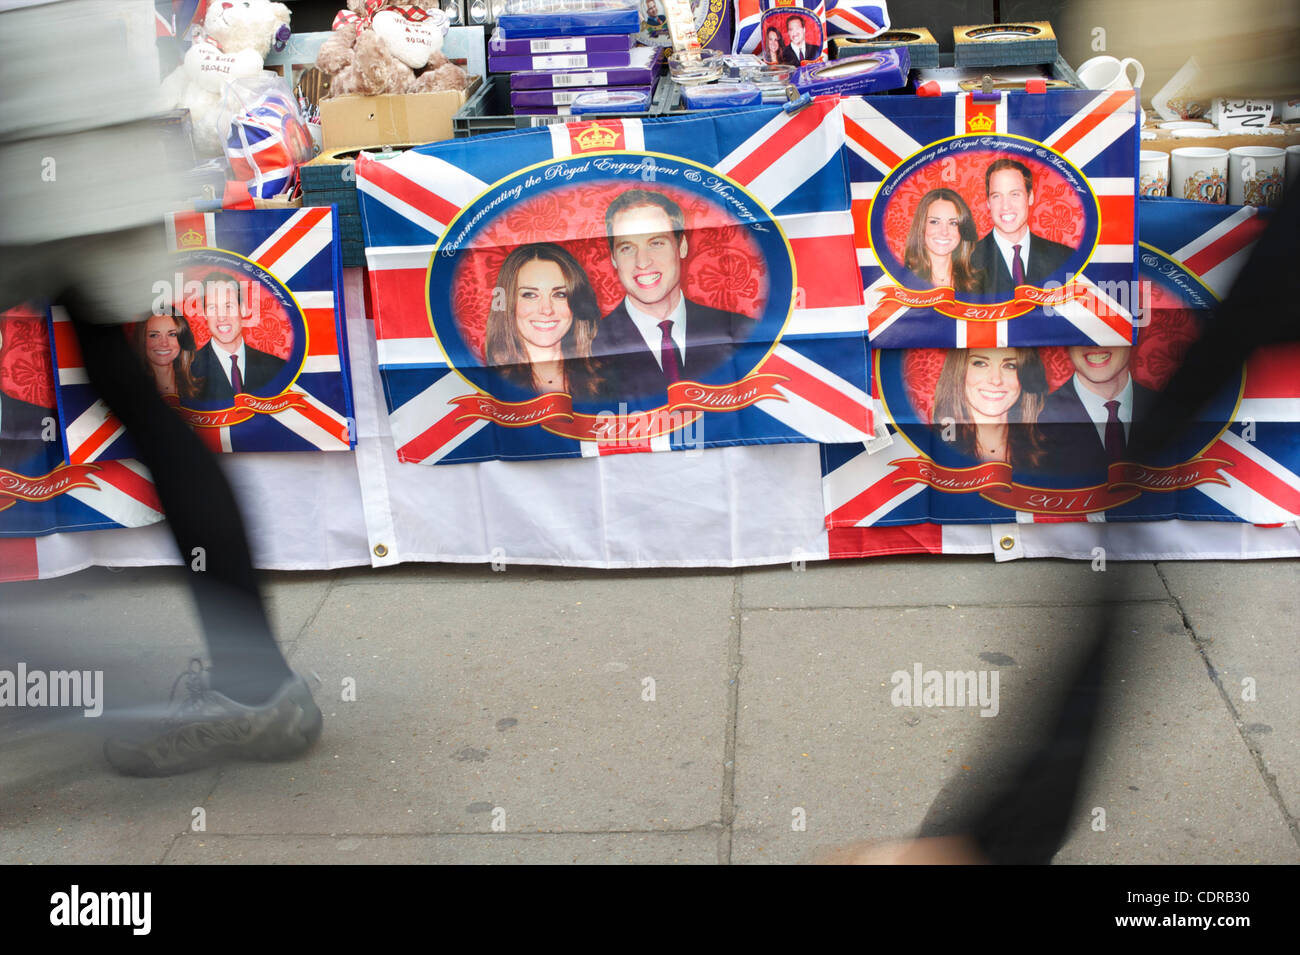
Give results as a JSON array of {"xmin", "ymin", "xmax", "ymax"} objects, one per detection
[
  {"xmin": 845, "ymin": 90, "xmax": 1140, "ymax": 349},
  {"xmin": 821, "ymin": 198, "xmax": 1297, "ymax": 558},
  {"xmin": 1, "ymin": 306, "xmax": 164, "ymax": 542},
  {"xmin": 224, "ymin": 85, "xmax": 314, "ymax": 199},
  {"xmin": 356, "ymin": 99, "xmax": 872, "ymax": 464},
  {"xmin": 733, "ymin": 0, "xmax": 889, "ymax": 53},
  {"xmin": 51, "ymin": 208, "xmax": 354, "ymax": 459}
]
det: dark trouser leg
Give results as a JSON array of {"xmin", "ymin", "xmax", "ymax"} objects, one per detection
[{"xmin": 61, "ymin": 289, "xmax": 292, "ymax": 703}]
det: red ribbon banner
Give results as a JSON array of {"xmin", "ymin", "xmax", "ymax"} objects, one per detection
[
  {"xmin": 888, "ymin": 456, "xmax": 1234, "ymax": 515},
  {"xmin": 164, "ymin": 391, "xmax": 313, "ymax": 428},
  {"xmin": 877, "ymin": 281, "xmax": 1098, "ymax": 322},
  {"xmin": 0, "ymin": 462, "xmax": 102, "ymax": 512},
  {"xmin": 447, "ymin": 368, "xmax": 789, "ymax": 444}
]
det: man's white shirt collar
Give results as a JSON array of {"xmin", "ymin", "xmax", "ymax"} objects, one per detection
[
  {"xmin": 624, "ymin": 293, "xmax": 686, "ymax": 370},
  {"xmin": 212, "ymin": 340, "xmax": 248, "ymax": 391},
  {"xmin": 992, "ymin": 229, "xmax": 1032, "ymax": 280},
  {"xmin": 1072, "ymin": 373, "xmax": 1133, "ymax": 445}
]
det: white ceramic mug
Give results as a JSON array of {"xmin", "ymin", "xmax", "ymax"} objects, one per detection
[
  {"xmin": 1286, "ymin": 144, "xmax": 1300, "ymax": 194},
  {"xmin": 1171, "ymin": 147, "xmax": 1228, "ymax": 203},
  {"xmin": 1075, "ymin": 55, "xmax": 1145, "ymax": 92},
  {"xmin": 1139, "ymin": 150, "xmax": 1170, "ymax": 197},
  {"xmin": 1228, "ymin": 146, "xmax": 1285, "ymax": 206}
]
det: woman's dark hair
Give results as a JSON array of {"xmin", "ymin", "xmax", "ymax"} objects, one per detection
[
  {"xmin": 903, "ymin": 188, "xmax": 984, "ymax": 294},
  {"xmin": 133, "ymin": 311, "xmax": 204, "ymax": 400},
  {"xmin": 484, "ymin": 242, "xmax": 605, "ymax": 399},
  {"xmin": 931, "ymin": 347, "xmax": 1049, "ymax": 469}
]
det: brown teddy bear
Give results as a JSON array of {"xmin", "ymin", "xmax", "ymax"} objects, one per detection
[{"xmin": 318, "ymin": 0, "xmax": 468, "ymax": 98}]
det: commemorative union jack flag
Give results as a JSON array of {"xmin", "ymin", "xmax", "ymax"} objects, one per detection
[
  {"xmin": 733, "ymin": 0, "xmax": 889, "ymax": 54},
  {"xmin": 820, "ymin": 198, "xmax": 1297, "ymax": 557},
  {"xmin": 847, "ymin": 90, "xmax": 1140, "ymax": 349},
  {"xmin": 356, "ymin": 99, "xmax": 873, "ymax": 465},
  {"xmin": 1, "ymin": 306, "xmax": 164, "ymax": 547},
  {"xmin": 51, "ymin": 208, "xmax": 354, "ymax": 461}
]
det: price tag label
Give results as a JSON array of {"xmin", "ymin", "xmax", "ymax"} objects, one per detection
[
  {"xmin": 554, "ymin": 72, "xmax": 608, "ymax": 87},
  {"xmin": 535, "ymin": 54, "xmax": 590, "ymax": 69},
  {"xmin": 531, "ymin": 38, "xmax": 584, "ymax": 53},
  {"xmin": 1213, "ymin": 98, "xmax": 1273, "ymax": 131}
]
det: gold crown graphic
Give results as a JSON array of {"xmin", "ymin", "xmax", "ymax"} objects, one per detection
[
  {"xmin": 575, "ymin": 124, "xmax": 619, "ymax": 152},
  {"xmin": 967, "ymin": 112, "xmax": 995, "ymax": 133},
  {"xmin": 179, "ymin": 228, "xmax": 205, "ymax": 248}
]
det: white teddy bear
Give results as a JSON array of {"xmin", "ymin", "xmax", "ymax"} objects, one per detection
[{"xmin": 160, "ymin": 0, "xmax": 293, "ymax": 156}]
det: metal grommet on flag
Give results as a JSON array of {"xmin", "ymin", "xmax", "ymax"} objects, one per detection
[
  {"xmin": 999, "ymin": 535, "xmax": 1015, "ymax": 550},
  {"xmin": 373, "ymin": 543, "xmax": 389, "ymax": 557}
]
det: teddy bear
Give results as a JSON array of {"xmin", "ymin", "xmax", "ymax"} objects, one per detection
[
  {"xmin": 318, "ymin": 0, "xmax": 468, "ymax": 98},
  {"xmin": 159, "ymin": 0, "xmax": 293, "ymax": 155}
]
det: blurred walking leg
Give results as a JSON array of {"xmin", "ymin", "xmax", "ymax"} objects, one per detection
[{"xmin": 60, "ymin": 283, "xmax": 293, "ymax": 706}]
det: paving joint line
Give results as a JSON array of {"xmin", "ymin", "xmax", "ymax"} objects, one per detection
[
  {"xmin": 719, "ymin": 571, "xmax": 742, "ymax": 865},
  {"xmin": 169, "ymin": 825, "xmax": 726, "ymax": 840},
  {"xmin": 1153, "ymin": 562, "xmax": 1300, "ymax": 849},
  {"xmin": 156, "ymin": 769, "xmax": 226, "ymax": 864},
  {"xmin": 740, "ymin": 598, "xmax": 1175, "ymax": 612},
  {"xmin": 282, "ymin": 571, "xmax": 341, "ymax": 661}
]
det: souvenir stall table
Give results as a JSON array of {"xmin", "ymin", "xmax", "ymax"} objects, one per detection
[{"xmin": 2, "ymin": 0, "xmax": 1298, "ymax": 581}]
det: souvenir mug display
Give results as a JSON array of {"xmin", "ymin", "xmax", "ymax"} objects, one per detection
[
  {"xmin": 1172, "ymin": 146, "xmax": 1229, "ymax": 203},
  {"xmin": 1228, "ymin": 145, "xmax": 1285, "ymax": 207},
  {"xmin": 1139, "ymin": 150, "xmax": 1169, "ymax": 197}
]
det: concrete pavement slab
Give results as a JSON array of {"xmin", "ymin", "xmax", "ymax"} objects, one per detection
[
  {"xmin": 741, "ymin": 557, "xmax": 1168, "ymax": 610},
  {"xmin": 1055, "ymin": 592, "xmax": 1298, "ymax": 863},
  {"xmin": 0, "ymin": 733, "xmax": 216, "ymax": 864},
  {"xmin": 731, "ymin": 600, "xmax": 1295, "ymax": 864},
  {"xmin": 200, "ymin": 574, "xmax": 734, "ymax": 838},
  {"xmin": 1152, "ymin": 560, "xmax": 1300, "ymax": 825}
]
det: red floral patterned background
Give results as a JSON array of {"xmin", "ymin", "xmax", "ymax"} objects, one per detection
[
  {"xmin": 0, "ymin": 271, "xmax": 294, "ymax": 408},
  {"xmin": 0, "ymin": 308, "xmax": 55, "ymax": 408},
  {"xmin": 173, "ymin": 267, "xmax": 294, "ymax": 359},
  {"xmin": 881, "ymin": 151, "xmax": 1087, "ymax": 265},
  {"xmin": 902, "ymin": 295, "xmax": 1201, "ymax": 423},
  {"xmin": 449, "ymin": 183, "xmax": 767, "ymax": 360}
]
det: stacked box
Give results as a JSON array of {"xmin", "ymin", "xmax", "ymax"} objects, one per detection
[{"xmin": 508, "ymin": 45, "xmax": 662, "ymax": 89}]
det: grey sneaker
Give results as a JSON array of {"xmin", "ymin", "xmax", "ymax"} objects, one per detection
[{"xmin": 104, "ymin": 658, "xmax": 323, "ymax": 777}]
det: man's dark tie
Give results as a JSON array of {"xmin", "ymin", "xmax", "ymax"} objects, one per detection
[
  {"xmin": 658, "ymin": 320, "xmax": 682, "ymax": 384},
  {"xmin": 1012, "ymin": 244, "xmax": 1025, "ymax": 287},
  {"xmin": 1104, "ymin": 400, "xmax": 1125, "ymax": 461},
  {"xmin": 230, "ymin": 354, "xmax": 243, "ymax": 395}
]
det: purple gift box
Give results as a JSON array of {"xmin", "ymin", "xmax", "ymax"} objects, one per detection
[
  {"xmin": 512, "ymin": 104, "xmax": 578, "ymax": 115},
  {"xmin": 510, "ymin": 84, "xmax": 651, "ymax": 108},
  {"xmin": 507, "ymin": 46, "xmax": 662, "ymax": 89},
  {"xmin": 489, "ymin": 48, "xmax": 635, "ymax": 72},
  {"xmin": 488, "ymin": 28, "xmax": 633, "ymax": 56}
]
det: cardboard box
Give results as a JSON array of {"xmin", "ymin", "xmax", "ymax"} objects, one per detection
[
  {"xmin": 319, "ymin": 79, "xmax": 481, "ymax": 150},
  {"xmin": 1141, "ymin": 122, "xmax": 1300, "ymax": 155}
]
